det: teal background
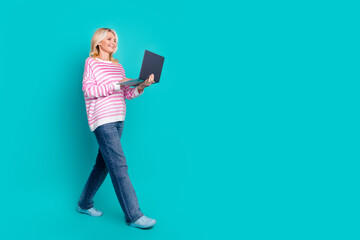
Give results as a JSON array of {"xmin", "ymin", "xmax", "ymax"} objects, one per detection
[{"xmin": 1, "ymin": 0, "xmax": 359, "ymax": 239}]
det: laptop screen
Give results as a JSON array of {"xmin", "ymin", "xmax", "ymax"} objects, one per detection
[{"xmin": 139, "ymin": 50, "xmax": 165, "ymax": 83}]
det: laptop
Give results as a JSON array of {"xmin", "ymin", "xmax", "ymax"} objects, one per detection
[{"xmin": 120, "ymin": 50, "xmax": 165, "ymax": 86}]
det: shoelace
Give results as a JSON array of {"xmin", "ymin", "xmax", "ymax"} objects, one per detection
[
  {"xmin": 89, "ymin": 208, "xmax": 99, "ymax": 213},
  {"xmin": 138, "ymin": 216, "xmax": 152, "ymax": 224}
]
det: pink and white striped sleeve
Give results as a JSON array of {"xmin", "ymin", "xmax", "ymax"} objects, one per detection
[{"xmin": 82, "ymin": 58, "xmax": 116, "ymax": 99}]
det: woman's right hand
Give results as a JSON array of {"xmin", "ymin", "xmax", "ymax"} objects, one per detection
[{"xmin": 119, "ymin": 77, "xmax": 132, "ymax": 83}]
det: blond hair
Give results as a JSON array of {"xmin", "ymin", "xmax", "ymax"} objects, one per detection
[{"xmin": 89, "ymin": 28, "xmax": 119, "ymax": 64}]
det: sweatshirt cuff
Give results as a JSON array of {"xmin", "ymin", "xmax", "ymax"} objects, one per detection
[
  {"xmin": 134, "ymin": 86, "xmax": 144, "ymax": 97},
  {"xmin": 112, "ymin": 82, "xmax": 121, "ymax": 91}
]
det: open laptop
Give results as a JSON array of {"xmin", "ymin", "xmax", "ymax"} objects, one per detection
[{"xmin": 120, "ymin": 50, "xmax": 165, "ymax": 86}]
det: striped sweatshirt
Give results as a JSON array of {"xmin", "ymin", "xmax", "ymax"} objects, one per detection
[{"xmin": 82, "ymin": 57, "xmax": 143, "ymax": 131}]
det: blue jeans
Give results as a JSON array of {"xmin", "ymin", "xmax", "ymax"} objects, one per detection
[{"xmin": 78, "ymin": 121, "xmax": 144, "ymax": 223}]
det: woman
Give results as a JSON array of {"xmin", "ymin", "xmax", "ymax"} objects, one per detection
[{"xmin": 76, "ymin": 28, "xmax": 156, "ymax": 229}]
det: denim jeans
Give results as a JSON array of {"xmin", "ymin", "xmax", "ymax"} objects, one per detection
[{"xmin": 78, "ymin": 121, "xmax": 144, "ymax": 223}]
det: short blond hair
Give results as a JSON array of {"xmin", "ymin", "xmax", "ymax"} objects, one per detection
[{"xmin": 89, "ymin": 28, "xmax": 119, "ymax": 64}]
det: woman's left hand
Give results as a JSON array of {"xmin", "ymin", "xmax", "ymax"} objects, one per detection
[{"xmin": 137, "ymin": 74, "xmax": 155, "ymax": 92}]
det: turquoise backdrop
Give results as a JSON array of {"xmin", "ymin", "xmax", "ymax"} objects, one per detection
[{"xmin": 1, "ymin": 0, "xmax": 359, "ymax": 239}]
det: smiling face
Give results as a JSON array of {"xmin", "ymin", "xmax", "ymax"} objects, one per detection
[{"xmin": 98, "ymin": 31, "xmax": 117, "ymax": 54}]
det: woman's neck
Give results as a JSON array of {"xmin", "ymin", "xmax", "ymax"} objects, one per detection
[{"xmin": 98, "ymin": 51, "xmax": 110, "ymax": 61}]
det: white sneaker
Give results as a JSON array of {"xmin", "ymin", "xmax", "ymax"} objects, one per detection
[
  {"xmin": 76, "ymin": 206, "xmax": 103, "ymax": 217},
  {"xmin": 129, "ymin": 215, "xmax": 156, "ymax": 229}
]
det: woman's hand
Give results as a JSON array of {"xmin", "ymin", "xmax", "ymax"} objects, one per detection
[
  {"xmin": 120, "ymin": 77, "xmax": 132, "ymax": 83},
  {"xmin": 137, "ymin": 74, "xmax": 155, "ymax": 93}
]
